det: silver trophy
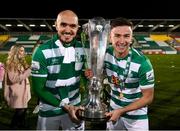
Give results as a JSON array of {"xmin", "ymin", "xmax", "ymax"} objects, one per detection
[{"xmin": 78, "ymin": 17, "xmax": 110, "ymax": 129}]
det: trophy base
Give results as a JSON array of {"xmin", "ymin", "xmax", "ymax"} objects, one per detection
[
  {"xmin": 77, "ymin": 110, "xmax": 109, "ymax": 122},
  {"xmin": 77, "ymin": 110, "xmax": 109, "ymax": 130}
]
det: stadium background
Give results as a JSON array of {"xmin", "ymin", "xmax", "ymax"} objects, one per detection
[{"xmin": 0, "ymin": 0, "xmax": 180, "ymax": 129}]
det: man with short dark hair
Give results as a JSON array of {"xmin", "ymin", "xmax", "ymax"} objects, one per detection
[{"xmin": 105, "ymin": 17, "xmax": 155, "ymax": 130}]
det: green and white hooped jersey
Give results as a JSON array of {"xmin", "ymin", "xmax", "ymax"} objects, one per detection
[
  {"xmin": 104, "ymin": 46, "xmax": 155, "ymax": 120},
  {"xmin": 31, "ymin": 34, "xmax": 86, "ymax": 117}
]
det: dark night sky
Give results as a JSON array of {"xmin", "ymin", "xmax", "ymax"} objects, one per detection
[{"xmin": 0, "ymin": 0, "xmax": 179, "ymax": 19}]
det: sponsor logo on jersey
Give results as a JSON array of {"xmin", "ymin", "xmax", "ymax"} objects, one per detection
[
  {"xmin": 31, "ymin": 61, "xmax": 40, "ymax": 70},
  {"xmin": 51, "ymin": 58, "xmax": 59, "ymax": 65},
  {"xmin": 146, "ymin": 70, "xmax": 154, "ymax": 81}
]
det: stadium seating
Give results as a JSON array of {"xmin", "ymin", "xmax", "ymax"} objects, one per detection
[
  {"xmin": 0, "ymin": 35, "xmax": 10, "ymax": 47},
  {"xmin": 0, "ymin": 34, "xmax": 52, "ymax": 54},
  {"xmin": 0, "ymin": 33, "xmax": 180, "ymax": 54},
  {"xmin": 134, "ymin": 34, "xmax": 178, "ymax": 54}
]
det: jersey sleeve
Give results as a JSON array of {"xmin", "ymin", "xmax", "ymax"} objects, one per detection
[
  {"xmin": 31, "ymin": 47, "xmax": 60, "ymax": 107},
  {"xmin": 139, "ymin": 57, "xmax": 155, "ymax": 89}
]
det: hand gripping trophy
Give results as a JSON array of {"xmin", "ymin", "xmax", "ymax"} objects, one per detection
[{"xmin": 78, "ymin": 17, "xmax": 110, "ymax": 129}]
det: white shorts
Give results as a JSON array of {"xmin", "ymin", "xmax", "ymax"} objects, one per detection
[
  {"xmin": 107, "ymin": 117, "xmax": 149, "ymax": 131},
  {"xmin": 37, "ymin": 113, "xmax": 84, "ymax": 130}
]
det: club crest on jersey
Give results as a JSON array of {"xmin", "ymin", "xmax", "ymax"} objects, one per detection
[{"xmin": 111, "ymin": 75, "xmax": 121, "ymax": 86}]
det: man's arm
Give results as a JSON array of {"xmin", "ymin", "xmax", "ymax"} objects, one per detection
[
  {"xmin": 31, "ymin": 76, "xmax": 60, "ymax": 107},
  {"xmin": 106, "ymin": 87, "xmax": 154, "ymax": 122},
  {"xmin": 31, "ymin": 46, "xmax": 61, "ymax": 107}
]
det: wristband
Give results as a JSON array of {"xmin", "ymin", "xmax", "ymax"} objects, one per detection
[{"xmin": 59, "ymin": 98, "xmax": 70, "ymax": 107}]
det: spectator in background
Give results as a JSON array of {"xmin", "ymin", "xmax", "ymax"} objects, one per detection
[
  {"xmin": 0, "ymin": 62, "xmax": 5, "ymax": 109},
  {"xmin": 4, "ymin": 44, "xmax": 31, "ymax": 129},
  {"xmin": 0, "ymin": 62, "xmax": 5, "ymax": 89},
  {"xmin": 104, "ymin": 17, "xmax": 155, "ymax": 130},
  {"xmin": 31, "ymin": 10, "xmax": 86, "ymax": 130}
]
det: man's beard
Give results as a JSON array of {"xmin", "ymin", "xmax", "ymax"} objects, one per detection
[{"xmin": 60, "ymin": 32, "xmax": 74, "ymax": 43}]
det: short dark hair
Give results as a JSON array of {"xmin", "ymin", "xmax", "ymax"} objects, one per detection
[{"xmin": 110, "ymin": 17, "xmax": 133, "ymax": 29}]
